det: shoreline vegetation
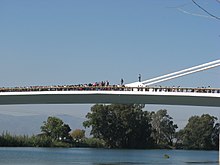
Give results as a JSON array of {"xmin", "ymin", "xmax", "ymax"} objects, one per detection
[{"xmin": 0, "ymin": 104, "xmax": 219, "ymax": 150}]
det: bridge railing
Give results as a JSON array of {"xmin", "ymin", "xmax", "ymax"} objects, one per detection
[{"xmin": 0, "ymin": 86, "xmax": 219, "ymax": 94}]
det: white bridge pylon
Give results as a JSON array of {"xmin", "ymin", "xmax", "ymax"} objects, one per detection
[{"xmin": 126, "ymin": 59, "xmax": 220, "ymax": 87}]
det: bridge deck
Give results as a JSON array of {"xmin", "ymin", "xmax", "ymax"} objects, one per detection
[{"xmin": 0, "ymin": 90, "xmax": 219, "ymax": 107}]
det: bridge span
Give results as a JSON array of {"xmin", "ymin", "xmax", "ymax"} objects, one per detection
[
  {"xmin": 0, "ymin": 59, "xmax": 219, "ymax": 106},
  {"xmin": 0, "ymin": 86, "xmax": 219, "ymax": 107}
]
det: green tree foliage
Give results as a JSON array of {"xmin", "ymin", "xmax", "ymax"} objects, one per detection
[
  {"xmin": 71, "ymin": 129, "xmax": 85, "ymax": 140},
  {"xmin": 40, "ymin": 116, "xmax": 71, "ymax": 141},
  {"xmin": 178, "ymin": 114, "xmax": 219, "ymax": 150},
  {"xmin": 0, "ymin": 109, "xmax": 218, "ymax": 150},
  {"xmin": 0, "ymin": 132, "xmax": 30, "ymax": 147},
  {"xmin": 70, "ymin": 129, "xmax": 86, "ymax": 146},
  {"xmin": 175, "ymin": 129, "xmax": 185, "ymax": 148},
  {"xmin": 211, "ymin": 122, "xmax": 219, "ymax": 150},
  {"xmin": 151, "ymin": 109, "xmax": 178, "ymax": 147},
  {"xmin": 84, "ymin": 138, "xmax": 105, "ymax": 148},
  {"xmin": 83, "ymin": 104, "xmax": 154, "ymax": 149}
]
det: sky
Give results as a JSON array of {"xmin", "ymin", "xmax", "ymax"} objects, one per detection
[{"xmin": 0, "ymin": 0, "xmax": 219, "ymax": 130}]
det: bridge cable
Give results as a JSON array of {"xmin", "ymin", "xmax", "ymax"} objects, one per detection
[
  {"xmin": 145, "ymin": 62, "xmax": 220, "ymax": 86},
  {"xmin": 142, "ymin": 59, "xmax": 220, "ymax": 85},
  {"xmin": 125, "ymin": 59, "xmax": 220, "ymax": 87}
]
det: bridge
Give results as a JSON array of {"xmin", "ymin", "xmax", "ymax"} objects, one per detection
[
  {"xmin": 0, "ymin": 86, "xmax": 219, "ymax": 106},
  {"xmin": 0, "ymin": 59, "xmax": 219, "ymax": 106},
  {"xmin": 0, "ymin": 59, "xmax": 220, "ymax": 162}
]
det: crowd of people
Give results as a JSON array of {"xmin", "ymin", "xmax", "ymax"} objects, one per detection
[
  {"xmin": 0, "ymin": 81, "xmax": 112, "ymax": 92},
  {"xmin": 0, "ymin": 81, "xmax": 219, "ymax": 94},
  {"xmin": 148, "ymin": 85, "xmax": 220, "ymax": 93}
]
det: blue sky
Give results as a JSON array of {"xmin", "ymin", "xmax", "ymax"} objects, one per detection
[{"xmin": 0, "ymin": 0, "xmax": 219, "ymax": 129}]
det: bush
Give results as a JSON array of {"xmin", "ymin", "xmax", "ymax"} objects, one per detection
[{"xmin": 84, "ymin": 138, "xmax": 105, "ymax": 148}]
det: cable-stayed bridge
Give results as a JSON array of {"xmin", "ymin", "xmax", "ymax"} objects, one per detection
[
  {"xmin": 0, "ymin": 59, "xmax": 219, "ymax": 107},
  {"xmin": 1, "ymin": 59, "xmax": 220, "ymax": 162}
]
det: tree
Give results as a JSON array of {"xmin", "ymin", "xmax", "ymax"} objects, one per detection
[
  {"xmin": 151, "ymin": 109, "xmax": 178, "ymax": 147},
  {"xmin": 70, "ymin": 129, "xmax": 85, "ymax": 142},
  {"xmin": 211, "ymin": 122, "xmax": 219, "ymax": 150},
  {"xmin": 83, "ymin": 104, "xmax": 154, "ymax": 149},
  {"xmin": 175, "ymin": 129, "xmax": 185, "ymax": 148},
  {"xmin": 40, "ymin": 116, "xmax": 71, "ymax": 141},
  {"xmin": 179, "ymin": 114, "xmax": 218, "ymax": 150}
]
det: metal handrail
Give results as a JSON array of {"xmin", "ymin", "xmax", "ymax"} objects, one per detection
[{"xmin": 0, "ymin": 86, "xmax": 219, "ymax": 94}]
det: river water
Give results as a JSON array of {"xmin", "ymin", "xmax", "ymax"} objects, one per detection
[{"xmin": 0, "ymin": 147, "xmax": 218, "ymax": 165}]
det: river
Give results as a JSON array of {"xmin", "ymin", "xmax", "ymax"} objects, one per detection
[{"xmin": 0, "ymin": 147, "xmax": 218, "ymax": 165}]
